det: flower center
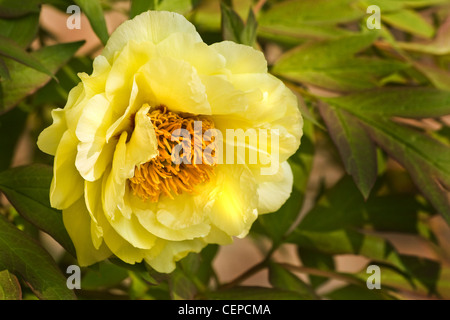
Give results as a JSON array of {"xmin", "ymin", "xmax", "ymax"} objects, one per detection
[{"xmin": 129, "ymin": 106, "xmax": 216, "ymax": 202}]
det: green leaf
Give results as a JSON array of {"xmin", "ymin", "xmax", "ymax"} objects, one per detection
[
  {"xmin": 180, "ymin": 244, "xmax": 218, "ymax": 287},
  {"xmin": 356, "ymin": 261, "xmax": 450, "ymax": 298},
  {"xmin": 130, "ymin": 0, "xmax": 157, "ymax": 18},
  {"xmin": 413, "ymin": 61, "xmax": 450, "ymax": 91},
  {"xmin": 325, "ymin": 284, "xmax": 395, "ymax": 300},
  {"xmin": 169, "ymin": 268, "xmax": 197, "ymax": 300},
  {"xmin": 81, "ymin": 261, "xmax": 129, "ymax": 290},
  {"xmin": 0, "ymin": 270, "xmax": 21, "ymax": 300},
  {"xmin": 359, "ymin": 117, "xmax": 450, "ymax": 222},
  {"xmin": 241, "ymin": 8, "xmax": 258, "ymax": 47},
  {"xmin": 0, "ymin": 0, "xmax": 40, "ymax": 18},
  {"xmin": 255, "ymin": 120, "xmax": 314, "ymax": 245},
  {"xmin": 287, "ymin": 177, "xmax": 408, "ymax": 271},
  {"xmin": 268, "ymin": 263, "xmax": 318, "ymax": 299},
  {"xmin": 398, "ymin": 16, "xmax": 450, "ymax": 55},
  {"xmin": 318, "ymin": 104, "xmax": 377, "ymax": 198},
  {"xmin": 298, "ymin": 248, "xmax": 335, "ymax": 288},
  {"xmin": 322, "ymin": 87, "xmax": 450, "ymax": 119},
  {"xmin": 0, "ymin": 35, "xmax": 53, "ymax": 78},
  {"xmin": 272, "ymin": 32, "xmax": 407, "ymax": 91},
  {"xmin": 204, "ymin": 286, "xmax": 307, "ymax": 300},
  {"xmin": 0, "ymin": 215, "xmax": 76, "ymax": 300},
  {"xmin": 0, "ymin": 57, "xmax": 9, "ymax": 80},
  {"xmin": 0, "ymin": 107, "xmax": 28, "ymax": 171},
  {"xmin": 382, "ymin": 9, "xmax": 434, "ymax": 39},
  {"xmin": 0, "ymin": 12, "xmax": 39, "ymax": 48},
  {"xmin": 0, "ymin": 40, "xmax": 84, "ymax": 113},
  {"xmin": 157, "ymin": 0, "xmax": 200, "ymax": 14},
  {"xmin": 74, "ymin": 0, "xmax": 109, "ymax": 45},
  {"xmin": 220, "ymin": 2, "xmax": 244, "ymax": 43},
  {"xmin": 0, "ymin": 164, "xmax": 76, "ymax": 256},
  {"xmin": 259, "ymin": 0, "xmax": 363, "ymax": 40}
]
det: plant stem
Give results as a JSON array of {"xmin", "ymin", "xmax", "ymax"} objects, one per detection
[{"xmin": 219, "ymin": 245, "xmax": 276, "ymax": 290}]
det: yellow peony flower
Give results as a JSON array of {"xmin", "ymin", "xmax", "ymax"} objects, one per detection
[{"xmin": 37, "ymin": 11, "xmax": 302, "ymax": 273}]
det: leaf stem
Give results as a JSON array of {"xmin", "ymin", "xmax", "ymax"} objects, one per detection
[{"xmin": 219, "ymin": 245, "xmax": 276, "ymax": 290}]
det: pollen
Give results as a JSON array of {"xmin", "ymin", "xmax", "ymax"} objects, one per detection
[{"xmin": 129, "ymin": 106, "xmax": 216, "ymax": 202}]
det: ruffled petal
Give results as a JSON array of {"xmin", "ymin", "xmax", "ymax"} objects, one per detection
[
  {"xmin": 144, "ymin": 238, "xmax": 206, "ymax": 273},
  {"xmin": 211, "ymin": 41, "xmax": 267, "ymax": 74},
  {"xmin": 139, "ymin": 56, "xmax": 211, "ymax": 115},
  {"xmin": 63, "ymin": 198, "xmax": 112, "ymax": 266},
  {"xmin": 37, "ymin": 108, "xmax": 66, "ymax": 156},
  {"xmin": 50, "ymin": 131, "xmax": 84, "ymax": 210},
  {"xmin": 102, "ymin": 11, "xmax": 202, "ymax": 62}
]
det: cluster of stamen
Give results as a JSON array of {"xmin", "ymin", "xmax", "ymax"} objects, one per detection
[{"xmin": 129, "ymin": 106, "xmax": 216, "ymax": 202}]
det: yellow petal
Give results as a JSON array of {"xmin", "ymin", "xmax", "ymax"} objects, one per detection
[
  {"xmin": 102, "ymin": 163, "xmax": 157, "ymax": 249},
  {"xmin": 63, "ymin": 197, "xmax": 112, "ymax": 266},
  {"xmin": 156, "ymin": 32, "xmax": 225, "ymax": 75},
  {"xmin": 211, "ymin": 41, "xmax": 267, "ymax": 74},
  {"xmin": 209, "ymin": 165, "xmax": 258, "ymax": 237},
  {"xmin": 131, "ymin": 193, "xmax": 211, "ymax": 241},
  {"xmin": 37, "ymin": 108, "xmax": 66, "ymax": 156},
  {"xmin": 102, "ymin": 11, "xmax": 202, "ymax": 62},
  {"xmin": 200, "ymin": 74, "xmax": 248, "ymax": 114},
  {"xmin": 105, "ymin": 40, "xmax": 157, "ymax": 108},
  {"xmin": 96, "ymin": 205, "xmax": 146, "ymax": 264},
  {"xmin": 144, "ymin": 239, "xmax": 206, "ymax": 273},
  {"xmin": 139, "ymin": 56, "xmax": 211, "ymax": 115},
  {"xmin": 75, "ymin": 93, "xmax": 115, "ymax": 181},
  {"xmin": 252, "ymin": 161, "xmax": 294, "ymax": 214},
  {"xmin": 85, "ymin": 180, "xmax": 104, "ymax": 249},
  {"xmin": 50, "ymin": 131, "xmax": 84, "ymax": 210}
]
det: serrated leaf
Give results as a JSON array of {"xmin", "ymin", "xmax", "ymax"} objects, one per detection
[
  {"xmin": 74, "ymin": 0, "xmax": 109, "ymax": 45},
  {"xmin": 318, "ymin": 104, "xmax": 377, "ymax": 198},
  {"xmin": 0, "ymin": 40, "xmax": 84, "ymax": 113},
  {"xmin": 0, "ymin": 164, "xmax": 75, "ymax": 256},
  {"xmin": 268, "ymin": 263, "xmax": 318, "ymax": 299},
  {"xmin": 0, "ymin": 215, "xmax": 76, "ymax": 300},
  {"xmin": 0, "ymin": 270, "xmax": 21, "ymax": 300}
]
